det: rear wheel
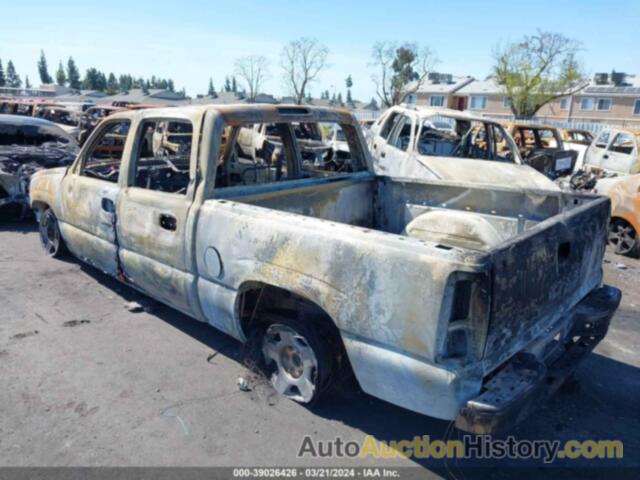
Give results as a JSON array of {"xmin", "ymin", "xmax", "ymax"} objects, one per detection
[
  {"xmin": 261, "ymin": 315, "xmax": 333, "ymax": 405},
  {"xmin": 39, "ymin": 209, "xmax": 67, "ymax": 258},
  {"xmin": 608, "ymin": 219, "xmax": 639, "ymax": 257}
]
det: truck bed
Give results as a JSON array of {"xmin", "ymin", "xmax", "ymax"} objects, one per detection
[{"xmin": 213, "ymin": 174, "xmax": 609, "ymax": 373}]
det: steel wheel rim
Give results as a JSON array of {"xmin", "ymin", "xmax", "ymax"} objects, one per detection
[
  {"xmin": 40, "ymin": 213, "xmax": 59, "ymax": 256},
  {"xmin": 262, "ymin": 324, "xmax": 318, "ymax": 403},
  {"xmin": 609, "ymin": 222, "xmax": 637, "ymax": 255}
]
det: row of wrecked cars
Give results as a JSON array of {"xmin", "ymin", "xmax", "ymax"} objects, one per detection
[
  {"xmin": 0, "ymin": 99, "xmax": 160, "ymax": 216},
  {"xmin": 0, "ymin": 101, "xmax": 628, "ymax": 433}
]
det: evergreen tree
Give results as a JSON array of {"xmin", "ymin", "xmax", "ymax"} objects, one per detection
[
  {"xmin": 67, "ymin": 57, "xmax": 81, "ymax": 89},
  {"xmin": 224, "ymin": 76, "xmax": 231, "ymax": 92},
  {"xmin": 118, "ymin": 74, "xmax": 132, "ymax": 92},
  {"xmin": 337, "ymin": 92, "xmax": 343, "ymax": 105},
  {"xmin": 55, "ymin": 61, "xmax": 66, "ymax": 86},
  {"xmin": 207, "ymin": 77, "xmax": 215, "ymax": 96},
  {"xmin": 37, "ymin": 50, "xmax": 53, "ymax": 84},
  {"xmin": 167, "ymin": 79, "xmax": 175, "ymax": 92},
  {"xmin": 25, "ymin": 76, "xmax": 32, "ymax": 89},
  {"xmin": 6, "ymin": 61, "xmax": 21, "ymax": 88},
  {"xmin": 107, "ymin": 73, "xmax": 119, "ymax": 94},
  {"xmin": 345, "ymin": 74, "xmax": 353, "ymax": 104},
  {"xmin": 0, "ymin": 59, "xmax": 5, "ymax": 87},
  {"xmin": 142, "ymin": 80, "xmax": 150, "ymax": 94},
  {"xmin": 231, "ymin": 76, "xmax": 237, "ymax": 93}
]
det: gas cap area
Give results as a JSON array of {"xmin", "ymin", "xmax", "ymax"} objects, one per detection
[{"xmin": 204, "ymin": 246, "xmax": 224, "ymax": 279}]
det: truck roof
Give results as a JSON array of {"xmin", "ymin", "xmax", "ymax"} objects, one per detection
[{"xmin": 104, "ymin": 104, "xmax": 359, "ymax": 127}]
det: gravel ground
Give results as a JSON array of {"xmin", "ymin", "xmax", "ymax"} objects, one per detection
[{"xmin": 0, "ymin": 218, "xmax": 638, "ymax": 477}]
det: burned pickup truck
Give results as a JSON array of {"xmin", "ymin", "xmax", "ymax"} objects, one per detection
[
  {"xmin": 30, "ymin": 105, "xmax": 620, "ymax": 433},
  {"xmin": 0, "ymin": 115, "xmax": 78, "ymax": 216}
]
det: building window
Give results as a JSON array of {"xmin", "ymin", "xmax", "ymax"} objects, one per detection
[
  {"xmin": 580, "ymin": 97, "xmax": 595, "ymax": 111},
  {"xmin": 470, "ymin": 95, "xmax": 487, "ymax": 110},
  {"xmin": 596, "ymin": 98, "xmax": 612, "ymax": 111},
  {"xmin": 634, "ymin": 99, "xmax": 640, "ymax": 116},
  {"xmin": 560, "ymin": 98, "xmax": 570, "ymax": 110},
  {"xmin": 430, "ymin": 95, "xmax": 445, "ymax": 107},
  {"xmin": 502, "ymin": 96, "xmax": 510, "ymax": 108}
]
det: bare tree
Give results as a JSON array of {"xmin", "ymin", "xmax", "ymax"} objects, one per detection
[
  {"xmin": 280, "ymin": 38, "xmax": 328, "ymax": 104},
  {"xmin": 370, "ymin": 41, "xmax": 437, "ymax": 108},
  {"xmin": 234, "ymin": 55, "xmax": 269, "ymax": 103},
  {"xmin": 493, "ymin": 31, "xmax": 587, "ymax": 118}
]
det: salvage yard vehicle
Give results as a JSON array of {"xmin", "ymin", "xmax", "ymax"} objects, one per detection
[
  {"xmin": 0, "ymin": 114, "xmax": 78, "ymax": 215},
  {"xmin": 583, "ymin": 127, "xmax": 640, "ymax": 177},
  {"xmin": 236, "ymin": 121, "xmax": 331, "ymax": 167},
  {"xmin": 593, "ymin": 174, "xmax": 640, "ymax": 257},
  {"xmin": 570, "ymin": 128, "xmax": 640, "ymax": 192},
  {"xmin": 369, "ymin": 106, "xmax": 559, "ymax": 190},
  {"xmin": 560, "ymin": 128, "xmax": 594, "ymax": 171},
  {"xmin": 506, "ymin": 123, "xmax": 578, "ymax": 179},
  {"xmin": 30, "ymin": 104, "xmax": 620, "ymax": 433}
]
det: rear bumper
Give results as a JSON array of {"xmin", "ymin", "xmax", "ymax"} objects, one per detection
[{"xmin": 455, "ymin": 285, "xmax": 621, "ymax": 434}]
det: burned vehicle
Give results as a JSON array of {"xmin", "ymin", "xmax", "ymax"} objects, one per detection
[
  {"xmin": 33, "ymin": 104, "xmax": 81, "ymax": 137},
  {"xmin": 600, "ymin": 174, "xmax": 640, "ymax": 257},
  {"xmin": 506, "ymin": 123, "xmax": 578, "ymax": 179},
  {"xmin": 236, "ymin": 121, "xmax": 333, "ymax": 169},
  {"xmin": 0, "ymin": 115, "xmax": 78, "ymax": 215},
  {"xmin": 570, "ymin": 128, "xmax": 640, "ymax": 192},
  {"xmin": 78, "ymin": 105, "xmax": 126, "ymax": 145},
  {"xmin": 30, "ymin": 104, "xmax": 620, "ymax": 433},
  {"xmin": 560, "ymin": 128, "xmax": 594, "ymax": 171},
  {"xmin": 369, "ymin": 106, "xmax": 559, "ymax": 190}
]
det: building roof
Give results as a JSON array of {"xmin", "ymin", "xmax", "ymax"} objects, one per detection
[
  {"xmin": 456, "ymin": 78, "xmax": 503, "ymax": 95},
  {"xmin": 414, "ymin": 74, "xmax": 474, "ymax": 94}
]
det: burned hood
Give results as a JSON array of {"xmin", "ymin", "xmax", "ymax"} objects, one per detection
[{"xmin": 415, "ymin": 155, "xmax": 560, "ymax": 191}]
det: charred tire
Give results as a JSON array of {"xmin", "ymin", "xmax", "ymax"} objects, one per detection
[
  {"xmin": 39, "ymin": 209, "xmax": 67, "ymax": 258},
  {"xmin": 608, "ymin": 218, "xmax": 640, "ymax": 257},
  {"xmin": 260, "ymin": 314, "xmax": 334, "ymax": 406}
]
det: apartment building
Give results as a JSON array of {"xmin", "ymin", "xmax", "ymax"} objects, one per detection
[{"xmin": 409, "ymin": 72, "xmax": 640, "ymax": 127}]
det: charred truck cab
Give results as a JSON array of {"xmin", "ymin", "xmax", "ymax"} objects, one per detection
[{"xmin": 29, "ymin": 104, "xmax": 620, "ymax": 433}]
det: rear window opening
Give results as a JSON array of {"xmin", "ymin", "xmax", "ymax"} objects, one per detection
[{"xmin": 214, "ymin": 120, "xmax": 368, "ymax": 190}]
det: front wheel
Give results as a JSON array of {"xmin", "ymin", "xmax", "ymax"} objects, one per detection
[
  {"xmin": 39, "ymin": 209, "xmax": 67, "ymax": 258},
  {"xmin": 608, "ymin": 219, "xmax": 639, "ymax": 257},
  {"xmin": 261, "ymin": 315, "xmax": 333, "ymax": 405}
]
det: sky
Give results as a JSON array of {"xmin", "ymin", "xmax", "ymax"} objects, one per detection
[{"xmin": 0, "ymin": 0, "xmax": 638, "ymax": 101}]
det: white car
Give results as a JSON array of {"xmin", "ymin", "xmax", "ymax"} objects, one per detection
[
  {"xmin": 369, "ymin": 106, "xmax": 559, "ymax": 191},
  {"xmin": 583, "ymin": 127, "xmax": 640, "ymax": 177}
]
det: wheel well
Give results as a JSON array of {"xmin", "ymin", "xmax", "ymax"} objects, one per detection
[
  {"xmin": 237, "ymin": 282, "xmax": 354, "ymax": 385},
  {"xmin": 238, "ymin": 283, "xmax": 338, "ymax": 337},
  {"xmin": 31, "ymin": 200, "xmax": 49, "ymax": 213},
  {"xmin": 611, "ymin": 216, "xmax": 636, "ymax": 229}
]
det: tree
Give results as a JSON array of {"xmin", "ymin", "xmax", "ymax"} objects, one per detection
[
  {"xmin": 107, "ymin": 73, "xmax": 119, "ymax": 94},
  {"xmin": 0, "ymin": 59, "xmax": 5, "ymax": 87},
  {"xmin": 37, "ymin": 50, "xmax": 53, "ymax": 84},
  {"xmin": 234, "ymin": 55, "xmax": 269, "ymax": 103},
  {"xmin": 493, "ymin": 31, "xmax": 586, "ymax": 118},
  {"xmin": 280, "ymin": 37, "xmax": 329, "ymax": 104},
  {"xmin": 231, "ymin": 76, "xmax": 237, "ymax": 93},
  {"xmin": 207, "ymin": 77, "xmax": 217, "ymax": 97},
  {"xmin": 370, "ymin": 41, "xmax": 437, "ymax": 107},
  {"xmin": 55, "ymin": 61, "xmax": 67, "ymax": 86},
  {"xmin": 67, "ymin": 57, "xmax": 81, "ymax": 89},
  {"xmin": 119, "ymin": 74, "xmax": 132, "ymax": 92},
  {"xmin": 345, "ymin": 74, "xmax": 353, "ymax": 104},
  {"xmin": 224, "ymin": 76, "xmax": 231, "ymax": 92},
  {"xmin": 6, "ymin": 61, "xmax": 21, "ymax": 88},
  {"xmin": 25, "ymin": 76, "xmax": 32, "ymax": 89}
]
